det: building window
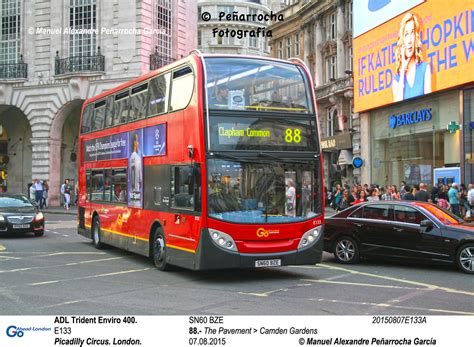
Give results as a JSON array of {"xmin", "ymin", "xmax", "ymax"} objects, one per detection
[
  {"xmin": 346, "ymin": 46, "xmax": 353, "ymax": 72},
  {"xmin": 249, "ymin": 36, "xmax": 257, "ymax": 48},
  {"xmin": 286, "ymin": 37, "xmax": 291, "ymax": 58},
  {"xmin": 294, "ymin": 33, "xmax": 300, "ymax": 56},
  {"xmin": 69, "ymin": 0, "xmax": 96, "ymax": 57},
  {"xmin": 154, "ymin": 0, "xmax": 172, "ymax": 59},
  {"xmin": 326, "ymin": 55, "xmax": 336, "ymax": 82},
  {"xmin": 329, "ymin": 11, "xmax": 336, "ymax": 40},
  {"xmin": 278, "ymin": 41, "xmax": 283, "ymax": 59},
  {"xmin": 198, "ymin": 29, "xmax": 202, "ymax": 47},
  {"xmin": 347, "ymin": 1, "xmax": 353, "ymax": 31},
  {"xmin": 248, "ymin": 8, "xmax": 258, "ymax": 23},
  {"xmin": 217, "ymin": 6, "xmax": 234, "ymax": 18},
  {"xmin": 326, "ymin": 108, "xmax": 337, "ymax": 137},
  {"xmin": 0, "ymin": 0, "xmax": 21, "ymax": 64}
]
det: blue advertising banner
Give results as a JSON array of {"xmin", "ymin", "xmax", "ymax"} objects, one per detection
[
  {"xmin": 84, "ymin": 136, "xmax": 128, "ymax": 162},
  {"xmin": 83, "ymin": 123, "xmax": 168, "ymax": 209},
  {"xmin": 143, "ymin": 124, "xmax": 166, "ymax": 156},
  {"xmin": 128, "ymin": 129, "xmax": 143, "ymax": 208}
]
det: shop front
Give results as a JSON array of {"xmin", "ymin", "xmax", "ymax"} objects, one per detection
[
  {"xmin": 321, "ymin": 132, "xmax": 353, "ymax": 189},
  {"xmin": 370, "ymin": 90, "xmax": 461, "ymax": 188}
]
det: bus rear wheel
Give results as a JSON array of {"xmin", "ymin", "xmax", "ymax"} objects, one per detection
[
  {"xmin": 92, "ymin": 216, "xmax": 105, "ymax": 249},
  {"xmin": 152, "ymin": 229, "xmax": 169, "ymax": 271}
]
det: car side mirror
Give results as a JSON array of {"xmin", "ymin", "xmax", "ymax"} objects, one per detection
[{"xmin": 420, "ymin": 219, "xmax": 433, "ymax": 231}]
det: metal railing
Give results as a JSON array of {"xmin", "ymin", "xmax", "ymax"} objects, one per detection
[
  {"xmin": 0, "ymin": 55, "xmax": 27, "ymax": 79},
  {"xmin": 150, "ymin": 46, "xmax": 175, "ymax": 71},
  {"xmin": 55, "ymin": 47, "xmax": 105, "ymax": 75}
]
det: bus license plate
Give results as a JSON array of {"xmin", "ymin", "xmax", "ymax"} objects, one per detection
[
  {"xmin": 13, "ymin": 224, "xmax": 30, "ymax": 229},
  {"xmin": 255, "ymin": 259, "xmax": 281, "ymax": 268}
]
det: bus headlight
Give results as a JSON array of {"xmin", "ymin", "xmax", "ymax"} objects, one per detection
[
  {"xmin": 298, "ymin": 226, "xmax": 322, "ymax": 249},
  {"xmin": 208, "ymin": 228, "xmax": 237, "ymax": 252}
]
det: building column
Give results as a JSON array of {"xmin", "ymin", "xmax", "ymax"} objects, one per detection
[
  {"xmin": 336, "ymin": 1, "xmax": 345, "ymax": 79},
  {"xmin": 315, "ymin": 16, "xmax": 323, "ymax": 87}
]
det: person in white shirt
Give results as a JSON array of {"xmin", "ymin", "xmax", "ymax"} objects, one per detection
[{"xmin": 129, "ymin": 133, "xmax": 142, "ymax": 195}]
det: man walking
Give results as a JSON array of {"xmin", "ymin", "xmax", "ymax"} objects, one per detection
[
  {"xmin": 415, "ymin": 183, "xmax": 430, "ymax": 202},
  {"xmin": 33, "ymin": 179, "xmax": 44, "ymax": 208},
  {"xmin": 448, "ymin": 183, "xmax": 461, "ymax": 217}
]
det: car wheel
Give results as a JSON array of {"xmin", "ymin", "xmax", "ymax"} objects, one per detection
[
  {"xmin": 152, "ymin": 229, "xmax": 169, "ymax": 271},
  {"xmin": 92, "ymin": 216, "xmax": 105, "ymax": 249},
  {"xmin": 34, "ymin": 230, "xmax": 44, "ymax": 237},
  {"xmin": 333, "ymin": 236, "xmax": 360, "ymax": 264},
  {"xmin": 456, "ymin": 243, "xmax": 474, "ymax": 274}
]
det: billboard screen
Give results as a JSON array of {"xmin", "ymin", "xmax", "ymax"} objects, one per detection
[{"xmin": 353, "ymin": 0, "xmax": 474, "ymax": 112}]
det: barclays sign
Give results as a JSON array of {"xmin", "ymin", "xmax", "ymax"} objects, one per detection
[{"xmin": 389, "ymin": 108, "xmax": 432, "ymax": 129}]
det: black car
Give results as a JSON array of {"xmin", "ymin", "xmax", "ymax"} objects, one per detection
[
  {"xmin": 0, "ymin": 194, "xmax": 45, "ymax": 236},
  {"xmin": 324, "ymin": 201, "xmax": 474, "ymax": 274}
]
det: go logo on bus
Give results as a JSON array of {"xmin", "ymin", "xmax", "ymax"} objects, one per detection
[
  {"xmin": 284, "ymin": 128, "xmax": 301, "ymax": 143},
  {"xmin": 6, "ymin": 326, "xmax": 24, "ymax": 338},
  {"xmin": 256, "ymin": 228, "xmax": 279, "ymax": 238}
]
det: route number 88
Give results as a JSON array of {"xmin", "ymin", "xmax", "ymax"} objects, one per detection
[{"xmin": 285, "ymin": 128, "xmax": 301, "ymax": 143}]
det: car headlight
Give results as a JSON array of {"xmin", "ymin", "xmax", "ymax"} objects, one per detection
[
  {"xmin": 34, "ymin": 212, "xmax": 44, "ymax": 222},
  {"xmin": 298, "ymin": 226, "xmax": 322, "ymax": 249},
  {"xmin": 0, "ymin": 215, "xmax": 4, "ymax": 222},
  {"xmin": 208, "ymin": 228, "xmax": 237, "ymax": 253}
]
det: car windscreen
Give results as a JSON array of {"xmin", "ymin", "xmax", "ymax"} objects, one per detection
[
  {"xmin": 204, "ymin": 58, "xmax": 313, "ymax": 114},
  {"xmin": 0, "ymin": 196, "xmax": 33, "ymax": 208},
  {"xmin": 422, "ymin": 204, "xmax": 464, "ymax": 225}
]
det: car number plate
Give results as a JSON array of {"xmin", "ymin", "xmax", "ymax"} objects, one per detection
[
  {"xmin": 255, "ymin": 259, "xmax": 281, "ymax": 268},
  {"xmin": 13, "ymin": 224, "xmax": 30, "ymax": 229}
]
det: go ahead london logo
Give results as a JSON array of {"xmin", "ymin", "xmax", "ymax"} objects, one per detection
[{"xmin": 6, "ymin": 325, "xmax": 25, "ymax": 337}]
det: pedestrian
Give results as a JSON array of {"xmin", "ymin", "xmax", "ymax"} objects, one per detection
[
  {"xmin": 353, "ymin": 190, "xmax": 367, "ymax": 205},
  {"xmin": 42, "ymin": 180, "xmax": 49, "ymax": 209},
  {"xmin": 459, "ymin": 184, "xmax": 467, "ymax": 218},
  {"xmin": 401, "ymin": 185, "xmax": 415, "ymax": 200},
  {"xmin": 448, "ymin": 183, "xmax": 461, "ymax": 217},
  {"xmin": 285, "ymin": 179, "xmax": 296, "ymax": 217},
  {"xmin": 34, "ymin": 179, "xmax": 44, "ymax": 208},
  {"xmin": 400, "ymin": 181, "xmax": 407, "ymax": 195},
  {"xmin": 29, "ymin": 180, "xmax": 36, "ymax": 201},
  {"xmin": 367, "ymin": 188, "xmax": 380, "ymax": 201},
  {"xmin": 415, "ymin": 183, "xmax": 430, "ymax": 202},
  {"xmin": 336, "ymin": 190, "xmax": 351, "ymax": 211},
  {"xmin": 436, "ymin": 184, "xmax": 450, "ymax": 210},
  {"xmin": 332, "ymin": 184, "xmax": 342, "ymax": 210},
  {"xmin": 61, "ymin": 179, "xmax": 72, "ymax": 210},
  {"xmin": 466, "ymin": 184, "xmax": 474, "ymax": 219},
  {"xmin": 392, "ymin": 185, "xmax": 401, "ymax": 200},
  {"xmin": 381, "ymin": 186, "xmax": 394, "ymax": 200}
]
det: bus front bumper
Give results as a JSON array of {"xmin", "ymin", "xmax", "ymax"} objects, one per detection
[{"xmin": 194, "ymin": 227, "xmax": 323, "ymax": 270}]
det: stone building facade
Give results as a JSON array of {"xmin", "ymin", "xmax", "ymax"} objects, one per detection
[
  {"xmin": 0, "ymin": 0, "xmax": 197, "ymax": 205},
  {"xmin": 268, "ymin": 0, "xmax": 357, "ymax": 189},
  {"xmin": 197, "ymin": 0, "xmax": 273, "ymax": 56}
]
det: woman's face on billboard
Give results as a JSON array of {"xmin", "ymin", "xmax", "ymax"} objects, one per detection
[{"xmin": 403, "ymin": 20, "xmax": 415, "ymax": 59}]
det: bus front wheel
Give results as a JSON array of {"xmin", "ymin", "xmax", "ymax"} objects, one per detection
[
  {"xmin": 92, "ymin": 216, "xmax": 105, "ymax": 249},
  {"xmin": 152, "ymin": 229, "xmax": 169, "ymax": 271}
]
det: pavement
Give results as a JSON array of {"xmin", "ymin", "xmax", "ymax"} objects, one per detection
[{"xmin": 42, "ymin": 206, "xmax": 77, "ymax": 216}]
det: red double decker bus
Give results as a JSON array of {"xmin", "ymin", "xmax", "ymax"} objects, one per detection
[{"xmin": 78, "ymin": 53, "xmax": 324, "ymax": 270}]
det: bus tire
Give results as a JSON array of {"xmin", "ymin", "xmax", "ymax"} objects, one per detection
[
  {"xmin": 92, "ymin": 216, "xmax": 105, "ymax": 249},
  {"xmin": 152, "ymin": 228, "xmax": 169, "ymax": 271}
]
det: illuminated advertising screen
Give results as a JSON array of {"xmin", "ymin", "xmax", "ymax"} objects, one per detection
[{"xmin": 353, "ymin": 0, "xmax": 474, "ymax": 112}]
